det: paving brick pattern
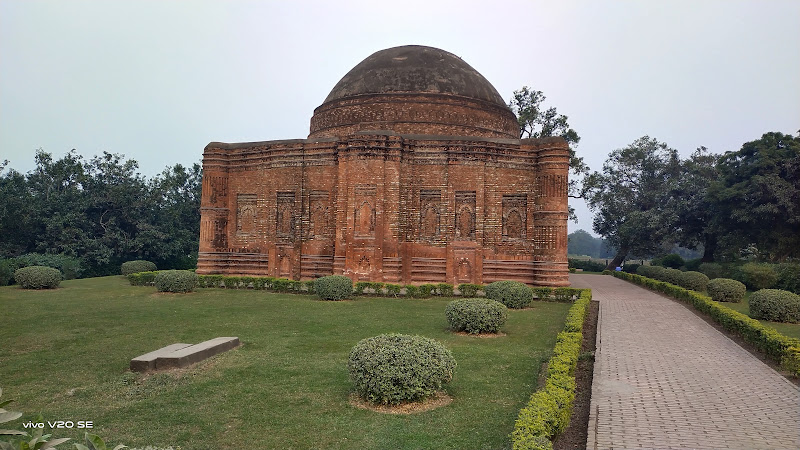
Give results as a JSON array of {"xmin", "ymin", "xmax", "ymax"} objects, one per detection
[{"xmin": 571, "ymin": 274, "xmax": 800, "ymax": 450}]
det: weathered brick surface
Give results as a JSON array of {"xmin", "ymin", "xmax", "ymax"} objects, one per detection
[
  {"xmin": 197, "ymin": 135, "xmax": 569, "ymax": 286},
  {"xmin": 572, "ymin": 274, "xmax": 800, "ymax": 449},
  {"xmin": 197, "ymin": 46, "xmax": 570, "ymax": 286}
]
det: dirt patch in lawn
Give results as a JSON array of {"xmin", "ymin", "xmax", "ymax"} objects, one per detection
[{"xmin": 348, "ymin": 391, "xmax": 453, "ymax": 414}]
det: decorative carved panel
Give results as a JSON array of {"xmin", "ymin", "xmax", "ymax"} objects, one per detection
[
  {"xmin": 454, "ymin": 191, "xmax": 476, "ymax": 240},
  {"xmin": 212, "ymin": 211, "xmax": 228, "ymax": 250},
  {"xmin": 419, "ymin": 189, "xmax": 441, "ymax": 240},
  {"xmin": 236, "ymin": 194, "xmax": 257, "ymax": 234},
  {"xmin": 309, "ymin": 190, "xmax": 331, "ymax": 238},
  {"xmin": 353, "ymin": 184, "xmax": 377, "ymax": 238},
  {"xmin": 502, "ymin": 194, "xmax": 527, "ymax": 239},
  {"xmin": 537, "ymin": 174, "xmax": 567, "ymax": 198},
  {"xmin": 204, "ymin": 176, "xmax": 228, "ymax": 205},
  {"xmin": 276, "ymin": 191, "xmax": 295, "ymax": 241}
]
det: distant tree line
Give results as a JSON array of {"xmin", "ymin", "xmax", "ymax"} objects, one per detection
[
  {"xmin": 0, "ymin": 149, "xmax": 201, "ymax": 278},
  {"xmin": 582, "ymin": 131, "xmax": 800, "ymax": 269},
  {"xmin": 567, "ymin": 229, "xmax": 616, "ymax": 259}
]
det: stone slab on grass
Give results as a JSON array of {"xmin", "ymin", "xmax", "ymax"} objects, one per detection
[
  {"xmin": 130, "ymin": 343, "xmax": 192, "ymax": 372},
  {"xmin": 131, "ymin": 337, "xmax": 240, "ymax": 372}
]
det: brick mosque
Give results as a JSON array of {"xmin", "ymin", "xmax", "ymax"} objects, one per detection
[{"xmin": 197, "ymin": 45, "xmax": 569, "ymax": 286}]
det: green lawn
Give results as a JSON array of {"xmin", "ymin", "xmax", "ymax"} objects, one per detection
[
  {"xmin": 718, "ymin": 291, "xmax": 800, "ymax": 340},
  {"xmin": 0, "ymin": 277, "xmax": 571, "ymax": 449}
]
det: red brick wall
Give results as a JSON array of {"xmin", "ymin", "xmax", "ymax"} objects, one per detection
[{"xmin": 197, "ymin": 134, "xmax": 569, "ymax": 286}]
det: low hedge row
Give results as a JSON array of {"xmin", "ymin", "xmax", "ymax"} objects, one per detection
[
  {"xmin": 512, "ymin": 290, "xmax": 592, "ymax": 449},
  {"xmin": 612, "ymin": 271, "xmax": 800, "ymax": 377},
  {"xmin": 636, "ymin": 265, "xmax": 710, "ymax": 292},
  {"xmin": 127, "ymin": 272, "xmax": 492, "ymax": 298}
]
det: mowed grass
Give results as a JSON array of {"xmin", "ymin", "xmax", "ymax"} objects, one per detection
[
  {"xmin": 719, "ymin": 291, "xmax": 800, "ymax": 340},
  {"xmin": 0, "ymin": 277, "xmax": 571, "ymax": 449}
]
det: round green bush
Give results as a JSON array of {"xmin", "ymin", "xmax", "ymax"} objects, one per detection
[
  {"xmin": 348, "ymin": 334, "xmax": 456, "ymax": 405},
  {"xmin": 662, "ymin": 268, "xmax": 684, "ymax": 286},
  {"xmin": 698, "ymin": 262, "xmax": 726, "ymax": 279},
  {"xmin": 637, "ymin": 265, "xmax": 667, "ymax": 281},
  {"xmin": 154, "ymin": 270, "xmax": 198, "ymax": 293},
  {"xmin": 707, "ymin": 278, "xmax": 746, "ymax": 303},
  {"xmin": 314, "ymin": 275, "xmax": 353, "ymax": 300},
  {"xmin": 775, "ymin": 263, "xmax": 800, "ymax": 294},
  {"xmin": 484, "ymin": 280, "xmax": 533, "ymax": 309},
  {"xmin": 659, "ymin": 253, "xmax": 685, "ymax": 269},
  {"xmin": 678, "ymin": 271, "xmax": 710, "ymax": 292},
  {"xmin": 739, "ymin": 263, "xmax": 777, "ymax": 290},
  {"xmin": 445, "ymin": 298, "xmax": 508, "ymax": 334},
  {"xmin": 749, "ymin": 289, "xmax": 800, "ymax": 323},
  {"xmin": 14, "ymin": 266, "xmax": 62, "ymax": 289},
  {"xmin": 121, "ymin": 260, "xmax": 157, "ymax": 276}
]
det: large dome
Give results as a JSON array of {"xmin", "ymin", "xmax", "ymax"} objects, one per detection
[{"xmin": 309, "ymin": 45, "xmax": 519, "ymax": 139}]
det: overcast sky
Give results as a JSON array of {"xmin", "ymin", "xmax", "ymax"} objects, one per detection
[{"xmin": 1, "ymin": 0, "xmax": 798, "ymax": 235}]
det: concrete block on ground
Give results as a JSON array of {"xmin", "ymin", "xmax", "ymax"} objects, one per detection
[
  {"xmin": 154, "ymin": 337, "xmax": 240, "ymax": 370},
  {"xmin": 130, "ymin": 337, "xmax": 240, "ymax": 372},
  {"xmin": 130, "ymin": 343, "xmax": 192, "ymax": 372}
]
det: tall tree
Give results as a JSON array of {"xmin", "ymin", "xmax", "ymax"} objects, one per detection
[
  {"xmin": 508, "ymin": 87, "xmax": 588, "ymax": 221},
  {"xmin": 669, "ymin": 147, "xmax": 720, "ymax": 261},
  {"xmin": 582, "ymin": 136, "xmax": 681, "ymax": 269},
  {"xmin": 0, "ymin": 160, "xmax": 34, "ymax": 256},
  {"xmin": 144, "ymin": 163, "xmax": 202, "ymax": 269},
  {"xmin": 710, "ymin": 131, "xmax": 800, "ymax": 261}
]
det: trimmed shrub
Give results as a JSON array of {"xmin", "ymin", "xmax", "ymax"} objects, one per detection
[
  {"xmin": 739, "ymin": 263, "xmax": 778, "ymax": 290},
  {"xmin": 533, "ymin": 287, "xmax": 552, "ymax": 301},
  {"xmin": 385, "ymin": 283, "xmax": 402, "ymax": 296},
  {"xmin": 749, "ymin": 289, "xmax": 800, "ymax": 323},
  {"xmin": 348, "ymin": 334, "xmax": 455, "ymax": 404},
  {"xmin": 698, "ymin": 262, "xmax": 726, "ymax": 279},
  {"xmin": 512, "ymin": 294, "xmax": 590, "ymax": 449},
  {"xmin": 128, "ymin": 271, "xmax": 157, "ymax": 286},
  {"xmin": 418, "ymin": 284, "xmax": 436, "ymax": 298},
  {"xmin": 707, "ymin": 278, "xmax": 746, "ymax": 303},
  {"xmin": 457, "ymin": 283, "xmax": 482, "ymax": 297},
  {"xmin": 662, "ymin": 268, "xmax": 684, "ymax": 286},
  {"xmin": 13, "ymin": 266, "xmax": 62, "ymax": 289},
  {"xmin": 484, "ymin": 280, "xmax": 533, "ymax": 309},
  {"xmin": 445, "ymin": 298, "xmax": 508, "ymax": 334},
  {"xmin": 154, "ymin": 270, "xmax": 198, "ymax": 293},
  {"xmin": 775, "ymin": 263, "xmax": 800, "ymax": 295},
  {"xmin": 678, "ymin": 271, "xmax": 710, "ymax": 292},
  {"xmin": 636, "ymin": 265, "xmax": 666, "ymax": 281},
  {"xmin": 436, "ymin": 283, "xmax": 454, "ymax": 297},
  {"xmin": 314, "ymin": 275, "xmax": 353, "ymax": 300},
  {"xmin": 121, "ymin": 260, "xmax": 157, "ymax": 276},
  {"xmin": 14, "ymin": 253, "xmax": 83, "ymax": 280}
]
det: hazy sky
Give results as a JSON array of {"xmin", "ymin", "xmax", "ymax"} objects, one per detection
[{"xmin": 2, "ymin": 0, "xmax": 798, "ymax": 235}]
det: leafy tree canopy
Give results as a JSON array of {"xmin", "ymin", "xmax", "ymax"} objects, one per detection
[
  {"xmin": 582, "ymin": 136, "xmax": 681, "ymax": 268},
  {"xmin": 508, "ymin": 86, "xmax": 589, "ymax": 221}
]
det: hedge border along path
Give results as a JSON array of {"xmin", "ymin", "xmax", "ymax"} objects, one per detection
[
  {"xmin": 511, "ymin": 290, "xmax": 591, "ymax": 450},
  {"xmin": 577, "ymin": 273, "xmax": 800, "ymax": 450}
]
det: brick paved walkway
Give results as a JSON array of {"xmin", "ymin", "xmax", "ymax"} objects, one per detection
[{"xmin": 570, "ymin": 274, "xmax": 800, "ymax": 450}]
